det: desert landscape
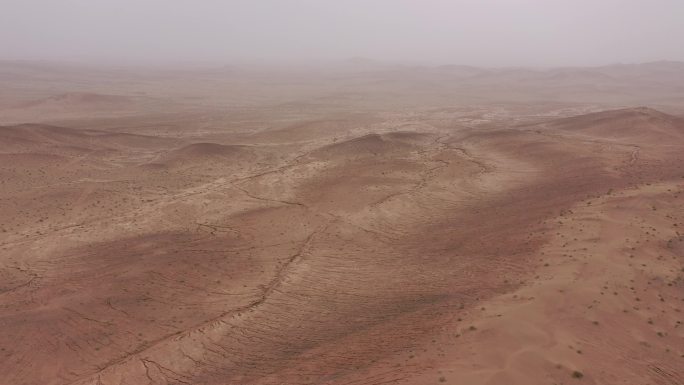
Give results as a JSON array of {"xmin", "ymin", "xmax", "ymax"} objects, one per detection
[{"xmin": 0, "ymin": 59, "xmax": 683, "ymax": 385}]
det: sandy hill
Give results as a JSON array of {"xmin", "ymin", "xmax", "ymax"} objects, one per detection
[
  {"xmin": 0, "ymin": 92, "xmax": 149, "ymax": 124},
  {"xmin": 383, "ymin": 131, "xmax": 433, "ymax": 142},
  {"xmin": 309, "ymin": 132, "xmax": 425, "ymax": 160},
  {"xmin": 539, "ymin": 68, "xmax": 618, "ymax": 83},
  {"xmin": 0, "ymin": 123, "xmax": 176, "ymax": 153},
  {"xmin": 0, "ymin": 123, "xmax": 94, "ymax": 153},
  {"xmin": 248, "ymin": 118, "xmax": 376, "ymax": 144},
  {"xmin": 543, "ymin": 107, "xmax": 684, "ymax": 142},
  {"xmin": 598, "ymin": 61, "xmax": 684, "ymax": 84},
  {"xmin": 434, "ymin": 64, "xmax": 486, "ymax": 77},
  {"xmin": 151, "ymin": 142, "xmax": 258, "ymax": 169},
  {"xmin": 13, "ymin": 92, "xmax": 132, "ymax": 109}
]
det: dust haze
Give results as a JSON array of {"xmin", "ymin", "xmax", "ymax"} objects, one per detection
[
  {"xmin": 2, "ymin": 0, "xmax": 684, "ymax": 66},
  {"xmin": 2, "ymin": 2, "xmax": 684, "ymax": 385}
]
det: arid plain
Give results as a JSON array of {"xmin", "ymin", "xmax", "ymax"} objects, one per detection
[{"xmin": 1, "ymin": 61, "xmax": 684, "ymax": 385}]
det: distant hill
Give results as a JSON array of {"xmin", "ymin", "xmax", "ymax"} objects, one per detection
[{"xmin": 544, "ymin": 107, "xmax": 684, "ymax": 142}]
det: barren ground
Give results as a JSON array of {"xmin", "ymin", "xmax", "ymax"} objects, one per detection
[{"xmin": 1, "ymin": 62, "xmax": 683, "ymax": 385}]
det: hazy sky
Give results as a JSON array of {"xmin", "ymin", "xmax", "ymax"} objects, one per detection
[{"xmin": 2, "ymin": 0, "xmax": 683, "ymax": 67}]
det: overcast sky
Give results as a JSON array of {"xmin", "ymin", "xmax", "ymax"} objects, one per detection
[{"xmin": 1, "ymin": 0, "xmax": 683, "ymax": 67}]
